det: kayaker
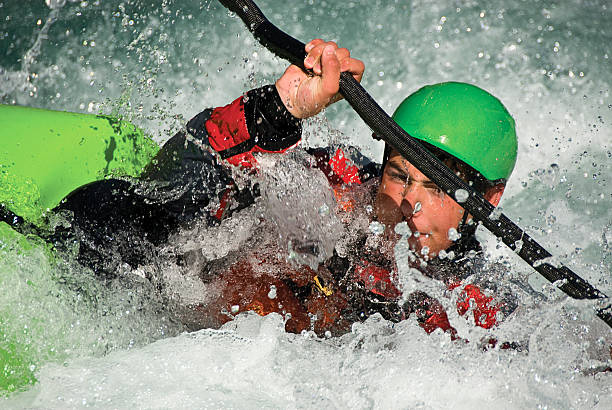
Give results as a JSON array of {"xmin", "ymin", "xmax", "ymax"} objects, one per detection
[{"xmin": 53, "ymin": 39, "xmax": 519, "ymax": 339}]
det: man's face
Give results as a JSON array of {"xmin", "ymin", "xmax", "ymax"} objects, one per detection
[{"xmin": 374, "ymin": 150, "xmax": 467, "ymax": 258}]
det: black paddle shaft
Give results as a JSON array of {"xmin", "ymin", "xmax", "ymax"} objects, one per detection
[{"xmin": 217, "ymin": 0, "xmax": 612, "ymax": 328}]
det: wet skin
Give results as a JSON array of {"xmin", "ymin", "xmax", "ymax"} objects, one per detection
[
  {"xmin": 375, "ymin": 150, "xmax": 504, "ymax": 258},
  {"xmin": 275, "ymin": 38, "xmax": 505, "ymax": 258},
  {"xmin": 275, "ymin": 38, "xmax": 365, "ymax": 119}
]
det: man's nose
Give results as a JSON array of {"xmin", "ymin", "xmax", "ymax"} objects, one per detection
[
  {"xmin": 400, "ymin": 186, "xmax": 426, "ymax": 218},
  {"xmin": 400, "ymin": 198, "xmax": 413, "ymax": 218}
]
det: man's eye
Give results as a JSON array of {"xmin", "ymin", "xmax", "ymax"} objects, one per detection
[
  {"xmin": 389, "ymin": 172, "xmax": 407, "ymax": 182},
  {"xmin": 425, "ymin": 184, "xmax": 442, "ymax": 194}
]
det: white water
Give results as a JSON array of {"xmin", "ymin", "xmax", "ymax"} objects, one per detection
[{"xmin": 2, "ymin": 0, "xmax": 611, "ymax": 407}]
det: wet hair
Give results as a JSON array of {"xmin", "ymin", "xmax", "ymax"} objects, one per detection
[{"xmin": 381, "ymin": 141, "xmax": 503, "ymax": 196}]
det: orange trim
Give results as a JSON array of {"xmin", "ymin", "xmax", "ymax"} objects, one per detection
[{"xmin": 245, "ymin": 301, "xmax": 266, "ymax": 316}]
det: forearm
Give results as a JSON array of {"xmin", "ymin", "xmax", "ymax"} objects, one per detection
[{"xmin": 186, "ymin": 85, "xmax": 302, "ymax": 168}]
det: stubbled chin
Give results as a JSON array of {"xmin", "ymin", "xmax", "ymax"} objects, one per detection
[
  {"xmin": 408, "ymin": 234, "xmax": 443, "ymax": 257},
  {"xmin": 407, "ymin": 236, "xmax": 424, "ymax": 253}
]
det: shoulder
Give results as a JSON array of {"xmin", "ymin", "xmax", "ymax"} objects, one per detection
[{"xmin": 306, "ymin": 144, "xmax": 381, "ymax": 186}]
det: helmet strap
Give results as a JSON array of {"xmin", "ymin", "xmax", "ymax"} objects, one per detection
[
  {"xmin": 380, "ymin": 142, "xmax": 392, "ymax": 174},
  {"xmin": 457, "ymin": 209, "xmax": 476, "ymax": 237}
]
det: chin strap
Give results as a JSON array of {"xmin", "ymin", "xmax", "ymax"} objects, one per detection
[
  {"xmin": 457, "ymin": 209, "xmax": 469, "ymax": 233},
  {"xmin": 453, "ymin": 208, "xmax": 479, "ymax": 248}
]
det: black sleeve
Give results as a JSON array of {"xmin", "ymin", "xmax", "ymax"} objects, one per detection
[
  {"xmin": 244, "ymin": 85, "xmax": 302, "ymax": 152},
  {"xmin": 51, "ymin": 85, "xmax": 299, "ymax": 277},
  {"xmin": 185, "ymin": 85, "xmax": 302, "ymax": 161},
  {"xmin": 52, "ymin": 129, "xmax": 235, "ymax": 277}
]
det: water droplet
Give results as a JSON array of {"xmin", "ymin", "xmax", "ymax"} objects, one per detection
[
  {"xmin": 421, "ymin": 246, "xmax": 430, "ymax": 256},
  {"xmin": 394, "ymin": 221, "xmax": 412, "ymax": 237},
  {"xmin": 318, "ymin": 203, "xmax": 329, "ymax": 216},
  {"xmin": 268, "ymin": 285, "xmax": 277, "ymax": 299},
  {"xmin": 231, "ymin": 305, "xmax": 239, "ymax": 314},
  {"xmin": 448, "ymin": 228, "xmax": 461, "ymax": 241},
  {"xmin": 369, "ymin": 221, "xmax": 385, "ymax": 235},
  {"xmin": 490, "ymin": 206, "xmax": 503, "ymax": 220},
  {"xmin": 455, "ymin": 189, "xmax": 469, "ymax": 203},
  {"xmin": 469, "ymin": 298, "xmax": 477, "ymax": 309},
  {"xmin": 552, "ymin": 278, "xmax": 568, "ymax": 288},
  {"xmin": 514, "ymin": 240, "xmax": 523, "ymax": 253},
  {"xmin": 46, "ymin": 0, "xmax": 66, "ymax": 9},
  {"xmin": 413, "ymin": 201, "xmax": 422, "ymax": 214},
  {"xmin": 365, "ymin": 204, "xmax": 373, "ymax": 214}
]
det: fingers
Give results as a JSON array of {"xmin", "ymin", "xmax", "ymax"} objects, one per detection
[
  {"xmin": 304, "ymin": 39, "xmax": 364, "ymax": 82},
  {"xmin": 304, "ymin": 40, "xmax": 338, "ymax": 74},
  {"xmin": 335, "ymin": 47, "xmax": 365, "ymax": 82},
  {"xmin": 305, "ymin": 38, "xmax": 324, "ymax": 53},
  {"xmin": 341, "ymin": 55, "xmax": 365, "ymax": 82},
  {"xmin": 335, "ymin": 47, "xmax": 350, "ymax": 62},
  {"xmin": 281, "ymin": 39, "xmax": 365, "ymax": 119},
  {"xmin": 320, "ymin": 45, "xmax": 341, "ymax": 99}
]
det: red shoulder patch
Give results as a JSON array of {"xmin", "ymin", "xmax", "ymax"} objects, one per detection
[
  {"xmin": 205, "ymin": 95, "xmax": 250, "ymax": 153},
  {"xmin": 329, "ymin": 149, "xmax": 362, "ymax": 185}
]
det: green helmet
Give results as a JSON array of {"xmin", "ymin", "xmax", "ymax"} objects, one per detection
[{"xmin": 391, "ymin": 82, "xmax": 517, "ymax": 181}]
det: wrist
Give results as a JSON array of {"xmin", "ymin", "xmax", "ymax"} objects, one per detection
[
  {"xmin": 244, "ymin": 85, "xmax": 302, "ymax": 152},
  {"xmin": 275, "ymin": 78, "xmax": 302, "ymax": 119}
]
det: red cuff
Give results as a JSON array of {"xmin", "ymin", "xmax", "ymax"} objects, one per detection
[
  {"xmin": 204, "ymin": 95, "xmax": 250, "ymax": 154},
  {"xmin": 203, "ymin": 95, "xmax": 300, "ymax": 169}
]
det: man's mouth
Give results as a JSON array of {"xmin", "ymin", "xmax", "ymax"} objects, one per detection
[{"xmin": 413, "ymin": 232, "xmax": 430, "ymax": 238}]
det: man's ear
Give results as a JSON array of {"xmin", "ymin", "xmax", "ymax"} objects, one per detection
[{"xmin": 484, "ymin": 183, "xmax": 505, "ymax": 207}]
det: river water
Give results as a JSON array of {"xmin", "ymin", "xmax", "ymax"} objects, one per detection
[{"xmin": 1, "ymin": 0, "xmax": 611, "ymax": 408}]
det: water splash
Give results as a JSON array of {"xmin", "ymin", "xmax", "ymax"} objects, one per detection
[{"xmin": 0, "ymin": 5, "xmax": 61, "ymax": 100}]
